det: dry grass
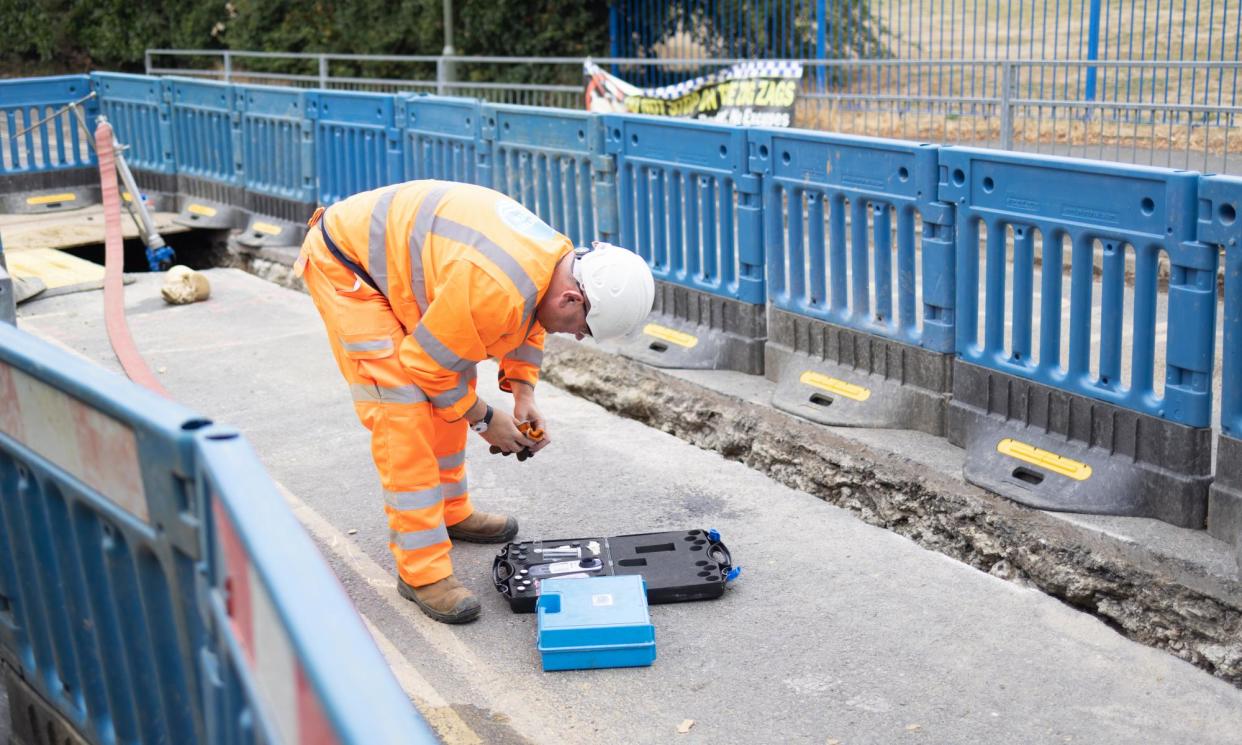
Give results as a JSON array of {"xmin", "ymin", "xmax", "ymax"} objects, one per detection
[
  {"xmin": 784, "ymin": 3, "xmax": 1241, "ymax": 163},
  {"xmin": 800, "ymin": 102, "xmax": 1235, "ymax": 149},
  {"xmin": 820, "ymin": 2, "xmax": 1242, "ymax": 105}
]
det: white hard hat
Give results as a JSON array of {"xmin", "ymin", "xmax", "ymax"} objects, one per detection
[{"xmin": 572, "ymin": 241, "xmax": 655, "ymax": 340}]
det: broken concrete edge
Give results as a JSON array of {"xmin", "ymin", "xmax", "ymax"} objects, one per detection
[
  {"xmin": 540, "ymin": 336, "xmax": 1242, "ymax": 688},
  {"xmin": 229, "ymin": 243, "xmax": 1242, "ymax": 687},
  {"xmin": 226, "ymin": 246, "xmax": 306, "ymax": 293}
]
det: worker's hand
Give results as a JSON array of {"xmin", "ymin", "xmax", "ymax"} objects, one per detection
[
  {"xmin": 511, "ymin": 384, "xmax": 550, "ymax": 453},
  {"xmin": 479, "ymin": 410, "xmax": 536, "ymax": 454}
]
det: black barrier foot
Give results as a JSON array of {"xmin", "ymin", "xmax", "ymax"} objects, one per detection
[
  {"xmin": 174, "ymin": 176, "xmax": 247, "ymax": 231},
  {"xmin": 1206, "ymin": 434, "xmax": 1242, "ymax": 573},
  {"xmin": 233, "ymin": 216, "xmax": 308, "ymax": 251},
  {"xmin": 0, "ymin": 169, "xmax": 100, "ymax": 214},
  {"xmin": 771, "ymin": 359, "xmax": 948, "ymax": 434},
  {"xmin": 174, "ymin": 197, "xmax": 245, "ymax": 231},
  {"xmin": 618, "ymin": 282, "xmax": 766, "ymax": 374},
  {"xmin": 949, "ymin": 361, "xmax": 1212, "ymax": 529},
  {"xmin": 765, "ymin": 309, "xmax": 952, "ymax": 436}
]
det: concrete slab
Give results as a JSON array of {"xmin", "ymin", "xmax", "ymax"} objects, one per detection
[
  {"xmin": 0, "ymin": 204, "xmax": 187, "ymax": 253},
  {"xmin": 15, "ymin": 269, "xmax": 1242, "ymax": 744}
]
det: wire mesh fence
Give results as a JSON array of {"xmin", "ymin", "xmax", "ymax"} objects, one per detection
[{"xmin": 146, "ymin": 50, "xmax": 1241, "ymax": 174}]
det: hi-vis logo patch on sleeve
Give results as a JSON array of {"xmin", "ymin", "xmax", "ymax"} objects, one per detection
[{"xmin": 496, "ymin": 199, "xmax": 558, "ymax": 241}]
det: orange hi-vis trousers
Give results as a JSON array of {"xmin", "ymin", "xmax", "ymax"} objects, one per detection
[{"xmin": 297, "ymin": 223, "xmax": 473, "ymax": 588}]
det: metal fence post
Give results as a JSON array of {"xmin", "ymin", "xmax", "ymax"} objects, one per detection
[
  {"xmin": 144, "ymin": 50, "xmax": 152, "ymax": 76},
  {"xmin": 1084, "ymin": 0, "xmax": 1103, "ymax": 101},
  {"xmin": 318, "ymin": 55, "xmax": 329, "ymax": 89},
  {"xmin": 436, "ymin": 57, "xmax": 445, "ymax": 96},
  {"xmin": 1000, "ymin": 61, "xmax": 1014, "ymax": 151},
  {"xmin": 223, "ymin": 50, "xmax": 233, "ymax": 83}
]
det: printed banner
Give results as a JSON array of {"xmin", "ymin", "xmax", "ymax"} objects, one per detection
[{"xmin": 585, "ymin": 60, "xmax": 803, "ymax": 128}]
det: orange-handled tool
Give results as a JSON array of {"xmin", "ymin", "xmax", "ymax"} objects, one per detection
[{"xmin": 490, "ymin": 422, "xmax": 544, "ymax": 461}]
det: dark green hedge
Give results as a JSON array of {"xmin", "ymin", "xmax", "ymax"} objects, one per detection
[{"xmin": 0, "ymin": 0, "xmax": 610, "ymax": 77}]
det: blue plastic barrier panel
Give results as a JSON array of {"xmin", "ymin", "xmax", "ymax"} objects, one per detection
[
  {"xmin": 1197, "ymin": 174, "xmax": 1242, "ymax": 436},
  {"xmin": 239, "ymin": 83, "xmax": 315, "ymax": 204},
  {"xmin": 750, "ymin": 129, "xmax": 953, "ymax": 352},
  {"xmin": 309, "ymin": 90, "xmax": 401, "ymax": 205},
  {"xmin": 0, "ymin": 75, "xmax": 95, "ymax": 176},
  {"xmin": 939, "ymin": 147, "xmax": 1216, "ymax": 427},
  {"xmin": 169, "ymin": 77, "xmax": 242, "ymax": 186},
  {"xmin": 401, "ymin": 94, "xmax": 484, "ymax": 186},
  {"xmin": 0, "ymin": 323, "xmax": 206, "ymax": 744},
  {"xmin": 199, "ymin": 430, "xmax": 436, "ymax": 744},
  {"xmin": 603, "ymin": 114, "xmax": 764, "ymax": 305},
  {"xmin": 484, "ymin": 104, "xmax": 601, "ymax": 247},
  {"xmin": 92, "ymin": 72, "xmax": 175, "ymax": 175}
]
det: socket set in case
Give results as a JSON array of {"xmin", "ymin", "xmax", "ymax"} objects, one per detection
[{"xmin": 492, "ymin": 528, "xmax": 738, "ymax": 613}]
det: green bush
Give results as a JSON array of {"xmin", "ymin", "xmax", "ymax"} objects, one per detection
[{"xmin": 0, "ymin": 0, "xmax": 610, "ymax": 77}]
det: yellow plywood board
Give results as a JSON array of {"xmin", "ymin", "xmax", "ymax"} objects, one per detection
[{"xmin": 7, "ymin": 248, "xmax": 105, "ymax": 290}]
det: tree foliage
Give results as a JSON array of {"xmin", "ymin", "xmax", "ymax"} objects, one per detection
[
  {"xmin": 0, "ymin": 0, "xmax": 611, "ymax": 76},
  {"xmin": 0, "ymin": 0, "xmax": 227, "ymax": 75}
]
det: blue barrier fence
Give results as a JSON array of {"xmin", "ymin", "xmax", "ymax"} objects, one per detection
[
  {"xmin": 0, "ymin": 75, "xmax": 96, "ymax": 177},
  {"xmin": 1198, "ymin": 174, "xmax": 1242, "ymax": 438},
  {"xmin": 605, "ymin": 114, "xmax": 765, "ymax": 304},
  {"xmin": 0, "ymin": 324, "xmax": 205, "ymax": 743},
  {"xmin": 751, "ymin": 130, "xmax": 954, "ymax": 352},
  {"xmin": 92, "ymin": 72, "xmax": 175, "ymax": 176},
  {"xmin": 169, "ymin": 78, "xmax": 241, "ymax": 187},
  {"xmin": 485, "ymin": 104, "xmax": 603, "ymax": 247},
  {"xmin": 0, "ymin": 321, "xmax": 433, "ymax": 743},
  {"xmin": 2, "ymin": 72, "xmax": 1242, "ymax": 459},
  {"xmin": 940, "ymin": 148, "xmax": 1217, "ymax": 428},
  {"xmin": 198, "ymin": 428, "xmax": 436, "ymax": 744},
  {"xmin": 403, "ymin": 93, "xmax": 487, "ymax": 186},
  {"xmin": 310, "ymin": 90, "xmax": 402, "ymax": 205},
  {"xmin": 238, "ymin": 84, "xmax": 316, "ymax": 205}
]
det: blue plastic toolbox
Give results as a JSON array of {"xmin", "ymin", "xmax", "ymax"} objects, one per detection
[{"xmin": 536, "ymin": 575, "xmax": 656, "ymax": 672}]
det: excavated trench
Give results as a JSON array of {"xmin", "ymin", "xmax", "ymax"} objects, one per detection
[{"xmin": 538, "ymin": 337, "xmax": 1242, "ymax": 687}]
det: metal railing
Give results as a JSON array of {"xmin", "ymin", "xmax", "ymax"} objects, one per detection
[
  {"xmin": 146, "ymin": 49, "xmax": 1242, "ymax": 173},
  {"xmin": 609, "ymin": 0, "xmax": 1242, "ymax": 92}
]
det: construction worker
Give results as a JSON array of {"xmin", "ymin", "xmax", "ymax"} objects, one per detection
[{"xmin": 294, "ymin": 180, "xmax": 655, "ymax": 624}]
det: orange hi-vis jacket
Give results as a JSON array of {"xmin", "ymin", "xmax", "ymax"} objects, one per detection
[{"xmin": 312, "ymin": 180, "xmax": 573, "ymax": 417}]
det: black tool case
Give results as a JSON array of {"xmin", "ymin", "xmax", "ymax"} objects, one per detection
[{"xmin": 492, "ymin": 528, "xmax": 737, "ymax": 613}]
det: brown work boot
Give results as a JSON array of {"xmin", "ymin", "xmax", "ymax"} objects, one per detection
[
  {"xmin": 447, "ymin": 511, "xmax": 519, "ymax": 543},
  {"xmin": 397, "ymin": 575, "xmax": 481, "ymax": 624}
]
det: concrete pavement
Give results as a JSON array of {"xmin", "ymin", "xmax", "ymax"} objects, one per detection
[{"xmin": 15, "ymin": 269, "xmax": 1242, "ymax": 744}]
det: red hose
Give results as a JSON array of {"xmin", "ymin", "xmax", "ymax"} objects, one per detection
[{"xmin": 95, "ymin": 120, "xmax": 169, "ymax": 398}]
